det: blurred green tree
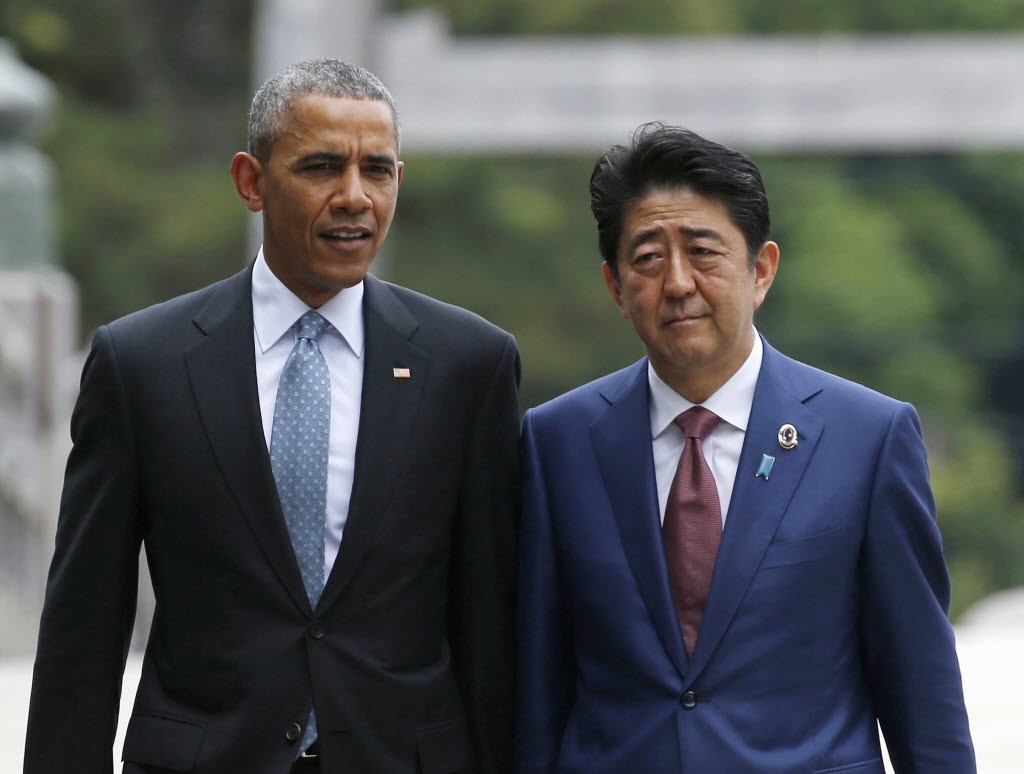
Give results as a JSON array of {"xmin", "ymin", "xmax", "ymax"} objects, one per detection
[{"xmin": 1, "ymin": 0, "xmax": 251, "ymax": 331}]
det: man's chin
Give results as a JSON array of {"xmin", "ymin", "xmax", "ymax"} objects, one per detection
[{"xmin": 315, "ymin": 254, "xmax": 375, "ymax": 286}]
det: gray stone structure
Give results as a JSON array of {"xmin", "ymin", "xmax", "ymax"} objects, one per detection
[
  {"xmin": 0, "ymin": 41, "xmax": 78, "ymax": 656},
  {"xmin": 381, "ymin": 21, "xmax": 1024, "ymax": 153},
  {"xmin": 0, "ymin": 40, "xmax": 56, "ymax": 268},
  {"xmin": 256, "ymin": 1, "xmax": 1024, "ymax": 154}
]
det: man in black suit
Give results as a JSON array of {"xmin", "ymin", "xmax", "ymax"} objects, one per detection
[{"xmin": 25, "ymin": 59, "xmax": 519, "ymax": 774}]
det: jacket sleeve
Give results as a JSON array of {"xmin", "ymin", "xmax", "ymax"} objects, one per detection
[
  {"xmin": 25, "ymin": 325, "xmax": 143, "ymax": 774},
  {"xmin": 447, "ymin": 334, "xmax": 521, "ymax": 774},
  {"xmin": 859, "ymin": 402, "xmax": 976, "ymax": 773},
  {"xmin": 514, "ymin": 409, "xmax": 575, "ymax": 774}
]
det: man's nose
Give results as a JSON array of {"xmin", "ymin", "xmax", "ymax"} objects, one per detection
[
  {"xmin": 331, "ymin": 168, "xmax": 372, "ymax": 212},
  {"xmin": 664, "ymin": 254, "xmax": 696, "ymax": 296}
]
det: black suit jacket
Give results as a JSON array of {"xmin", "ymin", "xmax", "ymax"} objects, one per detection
[{"xmin": 25, "ymin": 267, "xmax": 520, "ymax": 774}]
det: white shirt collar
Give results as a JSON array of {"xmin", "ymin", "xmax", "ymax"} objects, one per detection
[
  {"xmin": 251, "ymin": 247, "xmax": 365, "ymax": 357},
  {"xmin": 648, "ymin": 329, "xmax": 763, "ymax": 439}
]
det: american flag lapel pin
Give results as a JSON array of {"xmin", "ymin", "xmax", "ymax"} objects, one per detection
[{"xmin": 393, "ymin": 367, "xmax": 411, "ymax": 379}]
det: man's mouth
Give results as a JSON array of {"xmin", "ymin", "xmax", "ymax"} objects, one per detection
[
  {"xmin": 665, "ymin": 313, "xmax": 703, "ymax": 325},
  {"xmin": 322, "ymin": 229, "xmax": 372, "ymax": 241}
]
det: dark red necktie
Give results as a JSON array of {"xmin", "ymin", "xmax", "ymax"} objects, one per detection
[{"xmin": 663, "ymin": 406, "xmax": 722, "ymax": 656}]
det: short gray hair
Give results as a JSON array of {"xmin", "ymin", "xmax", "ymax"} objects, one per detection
[{"xmin": 247, "ymin": 58, "xmax": 401, "ymax": 161}]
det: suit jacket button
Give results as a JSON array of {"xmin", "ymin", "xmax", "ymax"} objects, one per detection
[
  {"xmin": 309, "ymin": 620, "xmax": 325, "ymax": 639},
  {"xmin": 680, "ymin": 691, "xmax": 698, "ymax": 710},
  {"xmin": 285, "ymin": 722, "xmax": 303, "ymax": 742}
]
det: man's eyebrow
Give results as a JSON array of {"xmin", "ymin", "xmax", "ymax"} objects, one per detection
[
  {"xmin": 296, "ymin": 151, "xmax": 346, "ymax": 165},
  {"xmin": 679, "ymin": 225, "xmax": 726, "ymax": 243},
  {"xmin": 622, "ymin": 222, "xmax": 729, "ymax": 252},
  {"xmin": 294, "ymin": 151, "xmax": 397, "ymax": 168},
  {"xmin": 626, "ymin": 227, "xmax": 661, "ymax": 253},
  {"xmin": 365, "ymin": 153, "xmax": 397, "ymax": 168},
  {"xmin": 625, "ymin": 224, "xmax": 726, "ymax": 253}
]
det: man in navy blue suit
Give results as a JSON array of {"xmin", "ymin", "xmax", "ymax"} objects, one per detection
[{"xmin": 516, "ymin": 124, "xmax": 975, "ymax": 773}]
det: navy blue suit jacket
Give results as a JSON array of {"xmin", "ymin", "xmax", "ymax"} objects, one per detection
[{"xmin": 516, "ymin": 337, "xmax": 974, "ymax": 773}]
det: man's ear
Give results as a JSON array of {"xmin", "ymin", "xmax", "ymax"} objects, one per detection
[
  {"xmin": 230, "ymin": 152, "xmax": 265, "ymax": 213},
  {"xmin": 752, "ymin": 240, "xmax": 780, "ymax": 311},
  {"xmin": 601, "ymin": 261, "xmax": 628, "ymax": 320}
]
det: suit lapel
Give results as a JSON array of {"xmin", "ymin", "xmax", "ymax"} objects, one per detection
[
  {"xmin": 684, "ymin": 340, "xmax": 824, "ymax": 682},
  {"xmin": 318, "ymin": 275, "xmax": 430, "ymax": 610},
  {"xmin": 184, "ymin": 268, "xmax": 311, "ymax": 615},
  {"xmin": 591, "ymin": 361, "xmax": 689, "ymax": 675}
]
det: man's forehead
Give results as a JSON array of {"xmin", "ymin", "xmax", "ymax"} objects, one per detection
[
  {"xmin": 288, "ymin": 92, "xmax": 394, "ymax": 116},
  {"xmin": 283, "ymin": 94, "xmax": 396, "ymax": 131},
  {"xmin": 272, "ymin": 96, "xmax": 399, "ymax": 157},
  {"xmin": 624, "ymin": 187, "xmax": 731, "ymax": 227}
]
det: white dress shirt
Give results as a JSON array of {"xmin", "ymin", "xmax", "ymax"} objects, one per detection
[
  {"xmin": 252, "ymin": 249, "xmax": 365, "ymax": 581},
  {"xmin": 649, "ymin": 331, "xmax": 763, "ymax": 525}
]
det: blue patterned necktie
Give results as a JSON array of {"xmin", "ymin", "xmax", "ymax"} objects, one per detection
[{"xmin": 270, "ymin": 309, "xmax": 330, "ymax": 754}]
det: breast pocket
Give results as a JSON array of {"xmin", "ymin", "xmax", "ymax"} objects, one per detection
[{"xmin": 760, "ymin": 525, "xmax": 847, "ymax": 570}]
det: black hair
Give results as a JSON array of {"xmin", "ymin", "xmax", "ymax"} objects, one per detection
[{"xmin": 590, "ymin": 123, "xmax": 770, "ymax": 280}]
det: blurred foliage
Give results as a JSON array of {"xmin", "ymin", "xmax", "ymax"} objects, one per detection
[
  {"xmin": 387, "ymin": 154, "xmax": 636, "ymax": 405},
  {"xmin": 1, "ymin": 0, "xmax": 251, "ymax": 330},
  {"xmin": 3, "ymin": 0, "xmax": 1024, "ymax": 618},
  {"xmin": 54, "ymin": 96, "xmax": 247, "ymax": 326}
]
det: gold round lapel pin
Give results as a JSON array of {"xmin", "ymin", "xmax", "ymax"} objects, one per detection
[{"xmin": 778, "ymin": 423, "xmax": 798, "ymax": 450}]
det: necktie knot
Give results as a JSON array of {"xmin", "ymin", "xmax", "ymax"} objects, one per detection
[
  {"xmin": 297, "ymin": 310, "xmax": 329, "ymax": 342},
  {"xmin": 675, "ymin": 406, "xmax": 721, "ymax": 441}
]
